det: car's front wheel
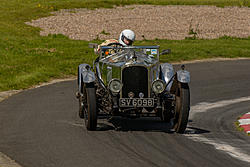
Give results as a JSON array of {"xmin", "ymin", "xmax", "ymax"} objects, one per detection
[
  {"xmin": 173, "ymin": 82, "xmax": 190, "ymax": 133},
  {"xmin": 81, "ymin": 82, "xmax": 97, "ymax": 131},
  {"xmin": 161, "ymin": 101, "xmax": 173, "ymax": 123}
]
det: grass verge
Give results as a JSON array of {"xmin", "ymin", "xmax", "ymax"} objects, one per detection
[
  {"xmin": 136, "ymin": 37, "xmax": 250, "ymax": 62},
  {"xmin": 0, "ymin": 0, "xmax": 250, "ymax": 91}
]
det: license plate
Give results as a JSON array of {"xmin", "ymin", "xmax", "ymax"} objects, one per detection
[{"xmin": 119, "ymin": 98, "xmax": 154, "ymax": 107}]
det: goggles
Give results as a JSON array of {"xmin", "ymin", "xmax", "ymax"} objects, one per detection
[{"xmin": 121, "ymin": 34, "xmax": 133, "ymax": 45}]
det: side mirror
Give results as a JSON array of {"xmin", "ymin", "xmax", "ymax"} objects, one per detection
[
  {"xmin": 160, "ymin": 49, "xmax": 171, "ymax": 55},
  {"xmin": 88, "ymin": 43, "xmax": 98, "ymax": 49}
]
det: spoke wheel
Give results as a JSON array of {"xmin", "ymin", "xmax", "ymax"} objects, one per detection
[{"xmin": 173, "ymin": 83, "xmax": 190, "ymax": 133}]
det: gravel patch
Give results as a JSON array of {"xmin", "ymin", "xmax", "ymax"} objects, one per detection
[{"xmin": 26, "ymin": 5, "xmax": 250, "ymax": 40}]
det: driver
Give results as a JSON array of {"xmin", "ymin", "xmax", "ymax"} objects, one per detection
[
  {"xmin": 118, "ymin": 29, "xmax": 135, "ymax": 46},
  {"xmin": 95, "ymin": 29, "xmax": 136, "ymax": 54}
]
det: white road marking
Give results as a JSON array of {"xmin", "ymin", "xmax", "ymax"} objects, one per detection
[
  {"xmin": 238, "ymin": 119, "xmax": 250, "ymax": 125},
  {"xmin": 187, "ymin": 96, "xmax": 250, "ymax": 163},
  {"xmin": 184, "ymin": 134, "xmax": 250, "ymax": 163},
  {"xmin": 190, "ymin": 96, "xmax": 250, "ymax": 118},
  {"xmin": 190, "ymin": 96, "xmax": 250, "ymax": 117},
  {"xmin": 0, "ymin": 152, "xmax": 22, "ymax": 167}
]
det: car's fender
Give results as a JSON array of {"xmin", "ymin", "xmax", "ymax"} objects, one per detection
[
  {"xmin": 177, "ymin": 70, "xmax": 190, "ymax": 83},
  {"xmin": 78, "ymin": 64, "xmax": 96, "ymax": 92},
  {"xmin": 160, "ymin": 63, "xmax": 174, "ymax": 91}
]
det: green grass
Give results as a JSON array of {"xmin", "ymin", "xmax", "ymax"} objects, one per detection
[
  {"xmin": 0, "ymin": 0, "xmax": 250, "ymax": 91},
  {"xmin": 136, "ymin": 37, "xmax": 250, "ymax": 62}
]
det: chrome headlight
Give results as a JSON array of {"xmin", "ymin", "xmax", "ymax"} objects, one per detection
[
  {"xmin": 152, "ymin": 79, "xmax": 166, "ymax": 94},
  {"xmin": 108, "ymin": 79, "xmax": 122, "ymax": 93}
]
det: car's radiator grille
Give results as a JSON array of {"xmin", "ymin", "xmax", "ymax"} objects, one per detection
[{"xmin": 122, "ymin": 66, "xmax": 148, "ymax": 98}]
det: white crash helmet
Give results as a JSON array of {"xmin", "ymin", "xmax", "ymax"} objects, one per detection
[{"xmin": 119, "ymin": 29, "xmax": 135, "ymax": 46}]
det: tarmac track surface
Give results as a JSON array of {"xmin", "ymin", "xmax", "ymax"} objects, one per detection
[{"xmin": 0, "ymin": 60, "xmax": 250, "ymax": 167}]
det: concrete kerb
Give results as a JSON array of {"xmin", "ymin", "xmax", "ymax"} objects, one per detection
[
  {"xmin": 238, "ymin": 112, "xmax": 250, "ymax": 134},
  {"xmin": 172, "ymin": 57, "xmax": 250, "ymax": 65},
  {"xmin": 0, "ymin": 152, "xmax": 22, "ymax": 167},
  {"xmin": 0, "ymin": 90, "xmax": 22, "ymax": 103}
]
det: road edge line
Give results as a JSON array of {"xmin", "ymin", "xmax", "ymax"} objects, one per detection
[{"xmin": 0, "ymin": 152, "xmax": 22, "ymax": 167}]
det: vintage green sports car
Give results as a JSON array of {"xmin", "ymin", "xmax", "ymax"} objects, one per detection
[{"xmin": 76, "ymin": 43, "xmax": 190, "ymax": 133}]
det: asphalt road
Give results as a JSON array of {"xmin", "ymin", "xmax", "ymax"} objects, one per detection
[{"xmin": 0, "ymin": 60, "xmax": 250, "ymax": 167}]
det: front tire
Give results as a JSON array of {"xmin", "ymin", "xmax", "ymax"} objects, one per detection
[
  {"xmin": 81, "ymin": 83, "xmax": 97, "ymax": 131},
  {"xmin": 161, "ymin": 101, "xmax": 173, "ymax": 123},
  {"xmin": 173, "ymin": 83, "xmax": 190, "ymax": 133},
  {"xmin": 79, "ymin": 96, "xmax": 85, "ymax": 119}
]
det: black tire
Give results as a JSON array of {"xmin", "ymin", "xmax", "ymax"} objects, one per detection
[
  {"xmin": 78, "ymin": 78, "xmax": 86, "ymax": 119},
  {"xmin": 79, "ymin": 96, "xmax": 85, "ymax": 118},
  {"xmin": 173, "ymin": 83, "xmax": 190, "ymax": 133},
  {"xmin": 82, "ymin": 83, "xmax": 97, "ymax": 131},
  {"xmin": 161, "ymin": 101, "xmax": 173, "ymax": 123}
]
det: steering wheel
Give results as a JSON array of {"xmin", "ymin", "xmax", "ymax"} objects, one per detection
[{"xmin": 103, "ymin": 42, "xmax": 124, "ymax": 55}]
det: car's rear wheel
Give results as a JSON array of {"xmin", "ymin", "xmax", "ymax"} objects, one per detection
[
  {"xmin": 81, "ymin": 82, "xmax": 97, "ymax": 131},
  {"xmin": 173, "ymin": 82, "xmax": 190, "ymax": 133}
]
